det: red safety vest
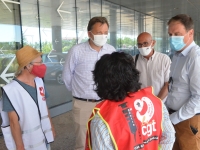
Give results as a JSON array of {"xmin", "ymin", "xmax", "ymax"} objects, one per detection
[{"xmin": 86, "ymin": 87, "xmax": 163, "ymax": 150}]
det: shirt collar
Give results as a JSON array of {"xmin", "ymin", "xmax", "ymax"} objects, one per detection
[
  {"xmin": 181, "ymin": 41, "xmax": 195, "ymax": 56},
  {"xmin": 87, "ymin": 40, "xmax": 107, "ymax": 52}
]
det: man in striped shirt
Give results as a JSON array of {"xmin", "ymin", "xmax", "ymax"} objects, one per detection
[{"xmin": 62, "ymin": 16, "xmax": 116, "ymax": 150}]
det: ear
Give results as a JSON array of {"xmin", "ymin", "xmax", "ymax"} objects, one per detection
[
  {"xmin": 25, "ymin": 64, "xmax": 32, "ymax": 69},
  {"xmin": 152, "ymin": 40, "xmax": 156, "ymax": 47},
  {"xmin": 88, "ymin": 31, "xmax": 92, "ymax": 39},
  {"xmin": 189, "ymin": 29, "xmax": 194, "ymax": 37}
]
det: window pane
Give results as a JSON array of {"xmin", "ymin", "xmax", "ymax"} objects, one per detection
[
  {"xmin": 153, "ymin": 18, "xmax": 164, "ymax": 53},
  {"xmin": 39, "ymin": 0, "xmax": 76, "ymax": 108},
  {"xmin": 102, "ymin": 1, "xmax": 120, "ymax": 49},
  {"xmin": 0, "ymin": 1, "xmax": 21, "ymax": 88},
  {"xmin": 77, "ymin": 0, "xmax": 90, "ymax": 44},
  {"xmin": 21, "ymin": 0, "xmax": 40, "ymax": 49},
  {"xmin": 91, "ymin": 0, "xmax": 102, "ymax": 17},
  {"xmin": 120, "ymin": 7, "xmax": 136, "ymax": 55}
]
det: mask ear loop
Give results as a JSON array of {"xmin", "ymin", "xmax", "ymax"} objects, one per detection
[
  {"xmin": 147, "ymin": 42, "xmax": 153, "ymax": 51},
  {"xmin": 151, "ymin": 40, "xmax": 155, "ymax": 49},
  {"xmin": 90, "ymin": 31, "xmax": 94, "ymax": 35},
  {"xmin": 89, "ymin": 31, "xmax": 95, "ymax": 42},
  {"xmin": 183, "ymin": 31, "xmax": 191, "ymax": 46},
  {"xmin": 24, "ymin": 64, "xmax": 32, "ymax": 74}
]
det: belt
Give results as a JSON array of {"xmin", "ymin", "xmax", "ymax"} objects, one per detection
[
  {"xmin": 168, "ymin": 108, "xmax": 200, "ymax": 115},
  {"xmin": 73, "ymin": 96, "xmax": 103, "ymax": 102},
  {"xmin": 168, "ymin": 108, "xmax": 176, "ymax": 114}
]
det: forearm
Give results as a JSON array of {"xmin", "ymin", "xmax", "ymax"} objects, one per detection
[
  {"xmin": 62, "ymin": 49, "xmax": 76, "ymax": 91},
  {"xmin": 157, "ymin": 83, "xmax": 168, "ymax": 100},
  {"xmin": 160, "ymin": 105, "xmax": 175, "ymax": 149},
  {"xmin": 10, "ymin": 120, "xmax": 24, "ymax": 150},
  {"xmin": 47, "ymin": 106, "xmax": 56, "ymax": 138},
  {"xmin": 62, "ymin": 70, "xmax": 72, "ymax": 91},
  {"xmin": 159, "ymin": 131, "xmax": 175, "ymax": 150},
  {"xmin": 170, "ymin": 95, "xmax": 200, "ymax": 124},
  {"xmin": 91, "ymin": 114, "xmax": 115, "ymax": 150},
  {"xmin": 47, "ymin": 109, "xmax": 53, "ymax": 129}
]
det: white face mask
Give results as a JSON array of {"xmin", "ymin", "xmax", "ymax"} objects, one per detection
[
  {"xmin": 90, "ymin": 31, "xmax": 108, "ymax": 47},
  {"xmin": 138, "ymin": 44, "xmax": 152, "ymax": 56}
]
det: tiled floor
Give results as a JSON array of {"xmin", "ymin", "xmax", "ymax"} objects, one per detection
[{"xmin": 0, "ymin": 111, "xmax": 75, "ymax": 150}]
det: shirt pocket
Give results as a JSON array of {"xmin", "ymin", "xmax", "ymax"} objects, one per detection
[
  {"xmin": 152, "ymin": 69, "xmax": 163, "ymax": 77},
  {"xmin": 152, "ymin": 69, "xmax": 164, "ymax": 85}
]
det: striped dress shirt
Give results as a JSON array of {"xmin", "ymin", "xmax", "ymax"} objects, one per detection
[{"xmin": 62, "ymin": 41, "xmax": 116, "ymax": 100}]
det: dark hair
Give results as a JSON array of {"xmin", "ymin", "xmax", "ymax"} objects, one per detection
[
  {"xmin": 93, "ymin": 52, "xmax": 141, "ymax": 102},
  {"xmin": 87, "ymin": 16, "xmax": 109, "ymax": 31},
  {"xmin": 168, "ymin": 14, "xmax": 194, "ymax": 31}
]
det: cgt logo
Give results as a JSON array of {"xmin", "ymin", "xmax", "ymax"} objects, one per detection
[
  {"xmin": 134, "ymin": 97, "xmax": 156, "ymax": 137},
  {"xmin": 142, "ymin": 120, "xmax": 156, "ymax": 136},
  {"xmin": 39, "ymin": 87, "xmax": 46, "ymax": 101}
]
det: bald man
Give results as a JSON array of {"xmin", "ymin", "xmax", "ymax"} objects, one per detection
[{"xmin": 133, "ymin": 32, "xmax": 171, "ymax": 102}]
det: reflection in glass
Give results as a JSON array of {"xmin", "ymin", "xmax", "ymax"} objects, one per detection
[
  {"xmin": 0, "ymin": 0, "xmax": 183, "ymax": 115},
  {"xmin": 21, "ymin": 0, "xmax": 40, "ymax": 49},
  {"xmin": 0, "ymin": 1, "xmax": 21, "ymax": 88},
  {"xmin": 102, "ymin": 1, "xmax": 120, "ymax": 49},
  {"xmin": 77, "ymin": 0, "xmax": 90, "ymax": 44},
  {"xmin": 91, "ymin": 0, "xmax": 102, "ymax": 17},
  {"xmin": 39, "ymin": 0, "xmax": 75, "ymax": 108},
  {"xmin": 120, "ymin": 7, "xmax": 136, "ymax": 55}
]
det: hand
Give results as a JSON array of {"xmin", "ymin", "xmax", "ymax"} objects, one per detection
[
  {"xmin": 16, "ymin": 145, "xmax": 25, "ymax": 150},
  {"xmin": 52, "ymin": 125, "xmax": 56, "ymax": 138}
]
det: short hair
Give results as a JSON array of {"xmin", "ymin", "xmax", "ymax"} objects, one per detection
[
  {"xmin": 93, "ymin": 52, "xmax": 141, "ymax": 102},
  {"xmin": 87, "ymin": 16, "xmax": 109, "ymax": 31},
  {"xmin": 168, "ymin": 14, "xmax": 194, "ymax": 31}
]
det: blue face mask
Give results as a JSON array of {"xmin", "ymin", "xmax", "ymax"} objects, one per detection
[{"xmin": 169, "ymin": 36, "xmax": 186, "ymax": 51}]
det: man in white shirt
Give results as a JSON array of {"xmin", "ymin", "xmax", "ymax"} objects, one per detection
[
  {"xmin": 166, "ymin": 14, "xmax": 200, "ymax": 150},
  {"xmin": 133, "ymin": 32, "xmax": 171, "ymax": 102}
]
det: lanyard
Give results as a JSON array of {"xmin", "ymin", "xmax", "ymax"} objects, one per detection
[
  {"xmin": 171, "ymin": 53, "xmax": 181, "ymax": 78},
  {"xmin": 168, "ymin": 53, "xmax": 180, "ymax": 92}
]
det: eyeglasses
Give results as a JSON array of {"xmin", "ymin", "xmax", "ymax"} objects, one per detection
[
  {"xmin": 137, "ymin": 41, "xmax": 151, "ymax": 48},
  {"xmin": 168, "ymin": 76, "xmax": 173, "ymax": 92}
]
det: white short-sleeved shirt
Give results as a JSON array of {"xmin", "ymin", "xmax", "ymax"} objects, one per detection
[{"xmin": 133, "ymin": 51, "xmax": 171, "ymax": 100}]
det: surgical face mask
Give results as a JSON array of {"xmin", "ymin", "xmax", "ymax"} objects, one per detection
[
  {"xmin": 169, "ymin": 33, "xmax": 189, "ymax": 51},
  {"xmin": 170, "ymin": 36, "xmax": 186, "ymax": 51},
  {"xmin": 138, "ymin": 44, "xmax": 152, "ymax": 56},
  {"xmin": 90, "ymin": 31, "xmax": 108, "ymax": 47}
]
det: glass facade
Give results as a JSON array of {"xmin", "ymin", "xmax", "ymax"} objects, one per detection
[{"xmin": 1, "ymin": 0, "xmax": 200, "ymax": 113}]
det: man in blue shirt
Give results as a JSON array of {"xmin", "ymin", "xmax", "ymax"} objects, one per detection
[
  {"xmin": 62, "ymin": 17, "xmax": 115, "ymax": 150},
  {"xmin": 166, "ymin": 14, "xmax": 200, "ymax": 150}
]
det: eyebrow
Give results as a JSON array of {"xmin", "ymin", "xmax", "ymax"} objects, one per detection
[
  {"xmin": 138, "ymin": 40, "xmax": 151, "ymax": 43},
  {"xmin": 168, "ymin": 32, "xmax": 182, "ymax": 34}
]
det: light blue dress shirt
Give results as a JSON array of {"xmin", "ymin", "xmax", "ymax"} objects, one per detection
[
  {"xmin": 166, "ymin": 41, "xmax": 200, "ymax": 124},
  {"xmin": 62, "ymin": 41, "xmax": 116, "ymax": 100}
]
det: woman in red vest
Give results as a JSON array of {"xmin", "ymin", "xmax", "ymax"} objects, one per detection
[{"xmin": 85, "ymin": 52, "xmax": 175, "ymax": 150}]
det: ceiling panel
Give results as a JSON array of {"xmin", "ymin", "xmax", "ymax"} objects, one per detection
[
  {"xmin": 0, "ymin": 0, "xmax": 199, "ymax": 34},
  {"xmin": 106, "ymin": 0, "xmax": 200, "ymax": 32}
]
